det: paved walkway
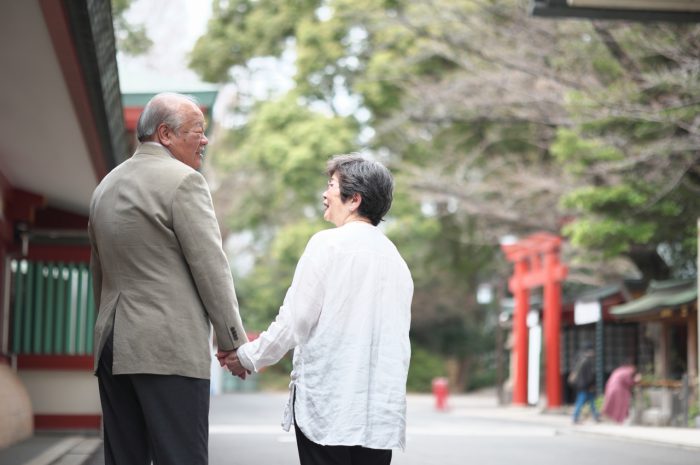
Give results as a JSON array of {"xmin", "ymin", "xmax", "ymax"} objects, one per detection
[
  {"xmin": 0, "ymin": 433, "xmax": 100, "ymax": 465},
  {"xmin": 439, "ymin": 391, "xmax": 700, "ymax": 450},
  {"xmin": 2, "ymin": 392, "xmax": 698, "ymax": 465}
]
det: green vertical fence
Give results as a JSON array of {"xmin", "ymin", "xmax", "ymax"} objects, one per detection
[{"xmin": 10, "ymin": 260, "xmax": 95, "ymax": 355}]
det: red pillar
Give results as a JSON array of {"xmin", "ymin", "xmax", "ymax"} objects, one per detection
[
  {"xmin": 543, "ymin": 251, "xmax": 562, "ymax": 408},
  {"xmin": 511, "ymin": 259, "xmax": 529, "ymax": 405},
  {"xmin": 503, "ymin": 233, "xmax": 566, "ymax": 408}
]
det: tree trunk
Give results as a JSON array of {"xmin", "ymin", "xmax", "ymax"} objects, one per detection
[
  {"xmin": 447, "ymin": 357, "xmax": 472, "ymax": 392},
  {"xmin": 626, "ymin": 246, "xmax": 671, "ymax": 281}
]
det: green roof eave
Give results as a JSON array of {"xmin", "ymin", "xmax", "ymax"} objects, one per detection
[
  {"xmin": 610, "ymin": 279, "xmax": 697, "ymax": 318},
  {"xmin": 121, "ymin": 90, "xmax": 219, "ymax": 108},
  {"xmin": 121, "ymin": 90, "xmax": 219, "ymax": 137},
  {"xmin": 574, "ymin": 284, "xmax": 622, "ymax": 302},
  {"xmin": 499, "ymin": 294, "xmax": 543, "ymax": 316}
]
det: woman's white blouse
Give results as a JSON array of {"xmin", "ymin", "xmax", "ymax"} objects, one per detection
[{"xmin": 237, "ymin": 221, "xmax": 413, "ymax": 450}]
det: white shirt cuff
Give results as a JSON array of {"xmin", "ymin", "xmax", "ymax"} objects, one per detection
[{"xmin": 236, "ymin": 343, "xmax": 256, "ymax": 372}]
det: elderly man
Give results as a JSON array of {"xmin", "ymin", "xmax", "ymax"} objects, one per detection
[{"xmin": 89, "ymin": 92, "xmax": 247, "ymax": 465}]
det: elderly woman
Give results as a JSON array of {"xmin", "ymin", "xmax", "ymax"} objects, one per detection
[
  {"xmin": 603, "ymin": 362, "xmax": 640, "ymax": 423},
  {"xmin": 221, "ymin": 154, "xmax": 413, "ymax": 465}
]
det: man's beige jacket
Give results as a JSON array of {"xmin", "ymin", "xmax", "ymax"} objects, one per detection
[{"xmin": 88, "ymin": 143, "xmax": 247, "ymax": 379}]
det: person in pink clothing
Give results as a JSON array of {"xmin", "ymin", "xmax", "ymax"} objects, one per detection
[{"xmin": 602, "ymin": 363, "xmax": 641, "ymax": 423}]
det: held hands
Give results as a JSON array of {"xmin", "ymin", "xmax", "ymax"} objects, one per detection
[{"xmin": 216, "ymin": 349, "xmax": 250, "ymax": 380}]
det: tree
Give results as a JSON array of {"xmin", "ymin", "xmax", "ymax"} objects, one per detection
[
  {"xmin": 192, "ymin": 0, "xmax": 585, "ymax": 266},
  {"xmin": 551, "ymin": 23, "xmax": 700, "ymax": 279},
  {"xmin": 189, "ymin": 0, "xmax": 700, "ymax": 388},
  {"xmin": 207, "ymin": 93, "xmax": 357, "ymax": 234},
  {"xmin": 377, "ymin": 5, "xmax": 700, "ymax": 280},
  {"xmin": 205, "ymin": 93, "xmax": 357, "ymax": 327},
  {"xmin": 390, "ymin": 200, "xmax": 499, "ymax": 390},
  {"xmin": 192, "ymin": 1, "xmax": 511, "ymax": 390},
  {"xmin": 111, "ymin": 0, "xmax": 153, "ymax": 55}
]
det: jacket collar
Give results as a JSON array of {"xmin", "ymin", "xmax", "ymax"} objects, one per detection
[{"xmin": 132, "ymin": 142, "xmax": 176, "ymax": 160}]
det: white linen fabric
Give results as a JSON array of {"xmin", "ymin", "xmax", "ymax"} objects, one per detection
[{"xmin": 237, "ymin": 221, "xmax": 413, "ymax": 450}]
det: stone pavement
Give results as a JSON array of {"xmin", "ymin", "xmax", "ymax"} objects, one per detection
[
  {"xmin": 0, "ymin": 433, "xmax": 100, "ymax": 465},
  {"xmin": 2, "ymin": 391, "xmax": 698, "ymax": 465},
  {"xmin": 439, "ymin": 391, "xmax": 700, "ymax": 451}
]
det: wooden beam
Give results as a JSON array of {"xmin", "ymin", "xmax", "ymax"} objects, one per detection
[
  {"xmin": 6, "ymin": 188, "xmax": 45, "ymax": 224},
  {"xmin": 38, "ymin": 0, "xmax": 108, "ymax": 180},
  {"xmin": 34, "ymin": 414, "xmax": 101, "ymax": 430},
  {"xmin": 17, "ymin": 355, "xmax": 93, "ymax": 371},
  {"xmin": 26, "ymin": 244, "xmax": 91, "ymax": 263}
]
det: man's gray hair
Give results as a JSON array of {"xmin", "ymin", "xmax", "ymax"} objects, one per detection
[
  {"xmin": 326, "ymin": 153, "xmax": 394, "ymax": 226},
  {"xmin": 136, "ymin": 92, "xmax": 199, "ymax": 142}
]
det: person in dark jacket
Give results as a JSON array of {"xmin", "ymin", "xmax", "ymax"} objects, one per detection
[{"xmin": 570, "ymin": 342, "xmax": 600, "ymax": 424}]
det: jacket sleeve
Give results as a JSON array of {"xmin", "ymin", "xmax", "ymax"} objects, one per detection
[
  {"xmin": 88, "ymin": 217, "xmax": 102, "ymax": 312},
  {"xmin": 172, "ymin": 171, "xmax": 248, "ymax": 351}
]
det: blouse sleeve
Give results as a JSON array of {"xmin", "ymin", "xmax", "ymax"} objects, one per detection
[{"xmin": 237, "ymin": 233, "xmax": 329, "ymax": 372}]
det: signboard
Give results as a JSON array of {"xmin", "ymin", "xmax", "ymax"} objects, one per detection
[{"xmin": 574, "ymin": 300, "xmax": 601, "ymax": 325}]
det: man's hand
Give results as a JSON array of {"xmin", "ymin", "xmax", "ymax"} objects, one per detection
[
  {"xmin": 216, "ymin": 349, "xmax": 250, "ymax": 379},
  {"xmin": 224, "ymin": 351, "xmax": 250, "ymax": 379},
  {"xmin": 215, "ymin": 349, "xmax": 231, "ymax": 367}
]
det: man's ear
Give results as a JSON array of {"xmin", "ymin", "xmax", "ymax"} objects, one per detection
[{"xmin": 155, "ymin": 123, "xmax": 172, "ymax": 147}]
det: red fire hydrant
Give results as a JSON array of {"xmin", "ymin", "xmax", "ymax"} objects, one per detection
[{"xmin": 432, "ymin": 377, "xmax": 449, "ymax": 411}]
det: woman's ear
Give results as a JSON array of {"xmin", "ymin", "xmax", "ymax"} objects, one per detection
[{"xmin": 351, "ymin": 193, "xmax": 363, "ymax": 209}]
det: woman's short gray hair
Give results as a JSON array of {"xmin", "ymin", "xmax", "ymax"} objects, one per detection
[
  {"xmin": 326, "ymin": 154, "xmax": 394, "ymax": 226},
  {"xmin": 136, "ymin": 92, "xmax": 199, "ymax": 142}
]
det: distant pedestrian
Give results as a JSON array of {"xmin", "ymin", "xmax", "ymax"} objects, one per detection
[
  {"xmin": 603, "ymin": 362, "xmax": 640, "ymax": 423},
  {"xmin": 569, "ymin": 342, "xmax": 600, "ymax": 424}
]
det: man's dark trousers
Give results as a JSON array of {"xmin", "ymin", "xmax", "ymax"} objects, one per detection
[{"xmin": 96, "ymin": 332, "xmax": 210, "ymax": 465}]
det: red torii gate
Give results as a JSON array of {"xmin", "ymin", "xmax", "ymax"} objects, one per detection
[{"xmin": 501, "ymin": 233, "xmax": 568, "ymax": 408}]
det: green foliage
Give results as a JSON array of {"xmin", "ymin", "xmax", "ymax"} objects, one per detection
[
  {"xmin": 689, "ymin": 394, "xmax": 700, "ymax": 427},
  {"xmin": 190, "ymin": 0, "xmax": 320, "ymax": 82},
  {"xmin": 212, "ymin": 94, "xmax": 357, "ymax": 231},
  {"xmin": 551, "ymin": 129, "xmax": 624, "ymax": 174},
  {"xmin": 294, "ymin": 15, "xmax": 350, "ymax": 101},
  {"xmin": 389, "ymin": 204, "xmax": 499, "ymax": 391},
  {"xmin": 549, "ymin": 23, "xmax": 700, "ymax": 276},
  {"xmin": 563, "ymin": 218, "xmax": 656, "ymax": 257},
  {"xmin": 355, "ymin": 50, "xmax": 406, "ymax": 118},
  {"xmin": 237, "ymin": 220, "xmax": 327, "ymax": 330},
  {"xmin": 270, "ymin": 220, "xmax": 327, "ymax": 269},
  {"xmin": 192, "ymin": 0, "xmax": 526, "ymax": 388},
  {"xmin": 244, "ymin": 99, "xmax": 351, "ymax": 190},
  {"xmin": 256, "ymin": 353, "xmax": 294, "ymax": 391},
  {"xmin": 406, "ymin": 345, "xmax": 446, "ymax": 392},
  {"xmin": 467, "ymin": 364, "xmax": 497, "ymax": 391},
  {"xmin": 189, "ymin": 0, "xmax": 700, "ymax": 390},
  {"xmin": 591, "ymin": 55, "xmax": 624, "ymax": 85},
  {"xmin": 561, "ymin": 185, "xmax": 648, "ymax": 212},
  {"xmin": 111, "ymin": 0, "xmax": 152, "ymax": 55},
  {"xmin": 409, "ymin": 307, "xmax": 495, "ymax": 360}
]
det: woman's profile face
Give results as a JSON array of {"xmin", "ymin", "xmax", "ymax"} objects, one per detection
[{"xmin": 322, "ymin": 173, "xmax": 349, "ymax": 227}]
